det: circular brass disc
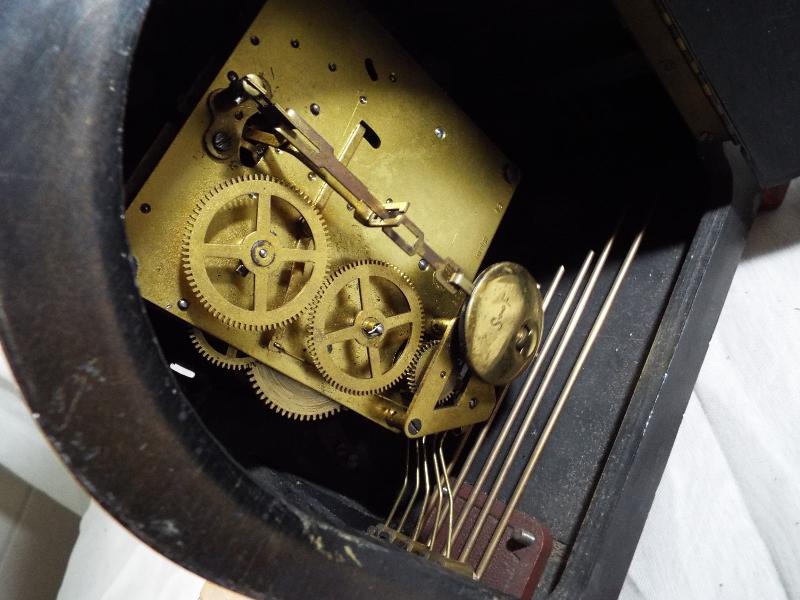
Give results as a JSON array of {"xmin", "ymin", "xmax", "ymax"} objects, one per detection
[
  {"xmin": 307, "ymin": 261, "xmax": 424, "ymax": 395},
  {"xmin": 182, "ymin": 174, "xmax": 329, "ymax": 331},
  {"xmin": 189, "ymin": 327, "xmax": 255, "ymax": 370},
  {"xmin": 459, "ymin": 262, "xmax": 543, "ymax": 385},
  {"xmin": 249, "ymin": 362, "xmax": 341, "ymax": 421}
]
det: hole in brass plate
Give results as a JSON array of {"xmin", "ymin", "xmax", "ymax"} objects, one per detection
[
  {"xmin": 360, "ymin": 120, "xmax": 381, "ymax": 149},
  {"xmin": 365, "ymin": 57, "xmax": 379, "ymax": 81}
]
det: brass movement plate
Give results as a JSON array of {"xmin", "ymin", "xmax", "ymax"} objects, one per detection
[{"xmin": 126, "ymin": 0, "xmax": 517, "ymax": 431}]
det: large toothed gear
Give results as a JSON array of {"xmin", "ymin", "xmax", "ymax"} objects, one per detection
[
  {"xmin": 182, "ymin": 174, "xmax": 329, "ymax": 331},
  {"xmin": 189, "ymin": 327, "xmax": 255, "ymax": 370},
  {"xmin": 307, "ymin": 261, "xmax": 424, "ymax": 396},
  {"xmin": 249, "ymin": 362, "xmax": 341, "ymax": 421}
]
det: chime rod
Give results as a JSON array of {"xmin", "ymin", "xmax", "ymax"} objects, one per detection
[
  {"xmin": 458, "ymin": 234, "xmax": 615, "ymax": 561},
  {"xmin": 452, "ymin": 254, "xmax": 593, "ymax": 543},
  {"xmin": 451, "ymin": 265, "xmax": 564, "ymax": 497},
  {"xmin": 475, "ymin": 224, "xmax": 646, "ymax": 576}
]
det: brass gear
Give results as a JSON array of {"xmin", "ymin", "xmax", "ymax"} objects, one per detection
[
  {"xmin": 249, "ymin": 362, "xmax": 341, "ymax": 421},
  {"xmin": 407, "ymin": 340, "xmax": 459, "ymax": 406},
  {"xmin": 182, "ymin": 174, "xmax": 329, "ymax": 331},
  {"xmin": 307, "ymin": 261, "xmax": 424, "ymax": 396},
  {"xmin": 189, "ymin": 327, "xmax": 255, "ymax": 370}
]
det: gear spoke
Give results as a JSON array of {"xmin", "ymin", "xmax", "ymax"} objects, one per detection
[
  {"xmin": 382, "ymin": 312, "xmax": 414, "ymax": 331},
  {"xmin": 368, "ymin": 345, "xmax": 383, "ymax": 377},
  {"xmin": 307, "ymin": 261, "xmax": 423, "ymax": 395},
  {"xmin": 201, "ymin": 242, "xmax": 243, "ymax": 260},
  {"xmin": 358, "ymin": 276, "xmax": 377, "ymax": 315},
  {"xmin": 255, "ymin": 193, "xmax": 272, "ymax": 235},
  {"xmin": 280, "ymin": 247, "xmax": 324, "ymax": 264},
  {"xmin": 183, "ymin": 175, "xmax": 329, "ymax": 330},
  {"xmin": 253, "ymin": 270, "xmax": 270, "ymax": 312},
  {"xmin": 324, "ymin": 324, "xmax": 362, "ymax": 345}
]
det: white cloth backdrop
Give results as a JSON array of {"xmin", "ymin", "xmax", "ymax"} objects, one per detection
[
  {"xmin": 56, "ymin": 502, "xmax": 204, "ymax": 600},
  {"xmin": 2, "ymin": 182, "xmax": 800, "ymax": 598},
  {"xmin": 621, "ymin": 183, "xmax": 800, "ymax": 599}
]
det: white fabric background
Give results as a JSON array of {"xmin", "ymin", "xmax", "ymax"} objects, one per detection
[
  {"xmin": 1, "ymin": 183, "xmax": 800, "ymax": 598},
  {"xmin": 0, "ymin": 464, "xmax": 79, "ymax": 600},
  {"xmin": 0, "ymin": 352, "xmax": 88, "ymax": 516},
  {"xmin": 0, "ymin": 340, "xmax": 203, "ymax": 599},
  {"xmin": 621, "ymin": 182, "xmax": 800, "ymax": 599},
  {"xmin": 56, "ymin": 503, "xmax": 204, "ymax": 600}
]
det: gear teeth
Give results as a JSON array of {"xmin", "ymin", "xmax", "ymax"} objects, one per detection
[
  {"xmin": 248, "ymin": 362, "xmax": 340, "ymax": 421},
  {"xmin": 188, "ymin": 327, "xmax": 256, "ymax": 370},
  {"xmin": 406, "ymin": 340, "xmax": 440, "ymax": 392},
  {"xmin": 182, "ymin": 174, "xmax": 330, "ymax": 331},
  {"xmin": 405, "ymin": 339, "xmax": 459, "ymax": 406},
  {"xmin": 306, "ymin": 260, "xmax": 424, "ymax": 396}
]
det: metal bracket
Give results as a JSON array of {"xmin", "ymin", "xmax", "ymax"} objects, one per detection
[
  {"xmin": 205, "ymin": 73, "xmax": 476, "ymax": 296},
  {"xmin": 402, "ymin": 319, "xmax": 495, "ymax": 438}
]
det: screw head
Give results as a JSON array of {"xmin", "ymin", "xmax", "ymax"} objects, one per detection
[
  {"xmin": 226, "ymin": 70, "xmax": 238, "ymax": 82},
  {"xmin": 389, "ymin": 72, "xmax": 398, "ymax": 82},
  {"xmin": 290, "ymin": 38, "xmax": 300, "ymax": 48},
  {"xmin": 211, "ymin": 130, "xmax": 232, "ymax": 153},
  {"xmin": 177, "ymin": 298, "xmax": 190, "ymax": 311},
  {"xmin": 511, "ymin": 528, "xmax": 537, "ymax": 547},
  {"xmin": 434, "ymin": 127, "xmax": 446, "ymax": 140},
  {"xmin": 469, "ymin": 397, "xmax": 478, "ymax": 409},
  {"xmin": 328, "ymin": 62, "xmax": 337, "ymax": 72},
  {"xmin": 307, "ymin": 172, "xmax": 317, "ymax": 181},
  {"xmin": 418, "ymin": 259, "xmax": 429, "ymax": 271},
  {"xmin": 361, "ymin": 319, "xmax": 385, "ymax": 338},
  {"xmin": 251, "ymin": 241, "xmax": 275, "ymax": 266},
  {"xmin": 359, "ymin": 95, "xmax": 368, "ymax": 104},
  {"xmin": 309, "ymin": 103, "xmax": 321, "ymax": 116},
  {"xmin": 139, "ymin": 203, "xmax": 151, "ymax": 214},
  {"xmin": 250, "ymin": 35, "xmax": 260, "ymax": 46},
  {"xmin": 515, "ymin": 324, "xmax": 533, "ymax": 352},
  {"xmin": 408, "ymin": 419, "xmax": 422, "ymax": 435}
]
